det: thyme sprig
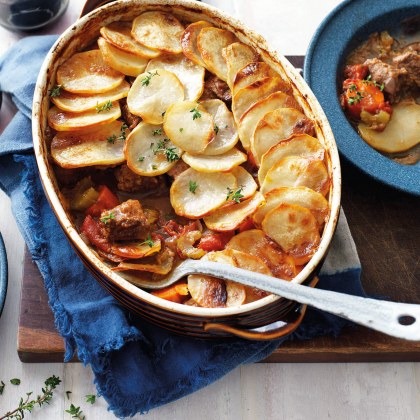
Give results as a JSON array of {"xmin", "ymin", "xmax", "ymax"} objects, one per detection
[
  {"xmin": 226, "ymin": 186, "xmax": 244, "ymax": 204},
  {"xmin": 141, "ymin": 70, "xmax": 159, "ymax": 87},
  {"xmin": 96, "ymin": 100, "xmax": 113, "ymax": 113},
  {"xmin": 65, "ymin": 404, "xmax": 85, "ymax": 419}
]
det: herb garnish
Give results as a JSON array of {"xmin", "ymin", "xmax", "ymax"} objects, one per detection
[
  {"xmin": 153, "ymin": 138, "xmax": 180, "ymax": 162},
  {"xmin": 100, "ymin": 212, "xmax": 115, "ymax": 225},
  {"xmin": 348, "ymin": 91, "xmax": 364, "ymax": 105},
  {"xmin": 140, "ymin": 234, "xmax": 155, "ymax": 248},
  {"xmin": 189, "ymin": 181, "xmax": 198, "ymax": 194},
  {"xmin": 152, "ymin": 164, "xmax": 158, "ymax": 170},
  {"xmin": 10, "ymin": 379, "xmax": 20, "ymax": 386},
  {"xmin": 48, "ymin": 85, "xmax": 62, "ymax": 98},
  {"xmin": 348, "ymin": 83, "xmax": 357, "ymax": 92},
  {"xmin": 213, "ymin": 124, "xmax": 219, "ymax": 134},
  {"xmin": 85, "ymin": 394, "xmax": 96, "ymax": 404},
  {"xmin": 0, "ymin": 381, "xmax": 5, "ymax": 395},
  {"xmin": 190, "ymin": 107, "xmax": 201, "ymax": 120},
  {"xmin": 65, "ymin": 404, "xmax": 85, "ymax": 419},
  {"xmin": 66, "ymin": 391, "xmax": 72, "ymax": 400},
  {"xmin": 179, "ymin": 128, "xmax": 184, "ymax": 133},
  {"xmin": 138, "ymin": 156, "xmax": 145, "ymax": 162},
  {"xmin": 96, "ymin": 100, "xmax": 113, "ymax": 113},
  {"xmin": 226, "ymin": 186, "xmax": 244, "ymax": 203},
  {"xmin": 152, "ymin": 128, "xmax": 162, "ymax": 136},
  {"xmin": 107, "ymin": 123, "xmax": 128, "ymax": 144},
  {"xmin": 362, "ymin": 75, "xmax": 385, "ymax": 91},
  {"xmin": 141, "ymin": 70, "xmax": 159, "ymax": 87}
]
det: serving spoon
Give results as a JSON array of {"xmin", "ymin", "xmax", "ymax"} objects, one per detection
[{"xmin": 134, "ymin": 259, "xmax": 420, "ymax": 341}]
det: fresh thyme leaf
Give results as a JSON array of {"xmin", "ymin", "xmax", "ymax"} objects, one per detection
[
  {"xmin": 0, "ymin": 381, "xmax": 5, "ymax": 395},
  {"xmin": 152, "ymin": 138, "xmax": 179, "ymax": 162},
  {"xmin": 85, "ymin": 394, "xmax": 96, "ymax": 404},
  {"xmin": 96, "ymin": 100, "xmax": 113, "ymax": 113},
  {"xmin": 152, "ymin": 128, "xmax": 162, "ymax": 136},
  {"xmin": 161, "ymin": 111, "xmax": 166, "ymax": 117},
  {"xmin": 179, "ymin": 127, "xmax": 184, "ymax": 133},
  {"xmin": 10, "ymin": 379, "xmax": 20, "ymax": 386},
  {"xmin": 119, "ymin": 123, "xmax": 128, "ymax": 141},
  {"xmin": 348, "ymin": 91, "xmax": 364, "ymax": 105},
  {"xmin": 189, "ymin": 180, "xmax": 198, "ymax": 194},
  {"xmin": 66, "ymin": 391, "xmax": 72, "ymax": 400},
  {"xmin": 138, "ymin": 156, "xmax": 145, "ymax": 162},
  {"xmin": 107, "ymin": 134, "xmax": 117, "ymax": 144},
  {"xmin": 226, "ymin": 186, "xmax": 244, "ymax": 203},
  {"xmin": 65, "ymin": 403, "xmax": 85, "ymax": 419},
  {"xmin": 348, "ymin": 83, "xmax": 357, "ymax": 92},
  {"xmin": 140, "ymin": 234, "xmax": 155, "ymax": 248},
  {"xmin": 100, "ymin": 212, "xmax": 115, "ymax": 225},
  {"xmin": 141, "ymin": 70, "xmax": 159, "ymax": 87},
  {"xmin": 48, "ymin": 85, "xmax": 62, "ymax": 98},
  {"xmin": 152, "ymin": 164, "xmax": 158, "ymax": 170},
  {"xmin": 164, "ymin": 147, "xmax": 180, "ymax": 162},
  {"xmin": 213, "ymin": 124, "xmax": 219, "ymax": 134},
  {"xmin": 365, "ymin": 75, "xmax": 372, "ymax": 82},
  {"xmin": 190, "ymin": 107, "xmax": 201, "ymax": 120}
]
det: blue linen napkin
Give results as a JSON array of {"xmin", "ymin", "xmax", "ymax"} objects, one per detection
[{"xmin": 0, "ymin": 36, "xmax": 365, "ymax": 417}]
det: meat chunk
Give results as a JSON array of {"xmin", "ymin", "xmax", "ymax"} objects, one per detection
[
  {"xmin": 393, "ymin": 49, "xmax": 420, "ymax": 87},
  {"xmin": 120, "ymin": 98, "xmax": 140, "ymax": 130},
  {"xmin": 115, "ymin": 164, "xmax": 160, "ymax": 192},
  {"xmin": 201, "ymin": 73, "xmax": 232, "ymax": 103},
  {"xmin": 167, "ymin": 160, "xmax": 189, "ymax": 179},
  {"xmin": 347, "ymin": 31, "xmax": 394, "ymax": 65},
  {"xmin": 291, "ymin": 117, "xmax": 315, "ymax": 137}
]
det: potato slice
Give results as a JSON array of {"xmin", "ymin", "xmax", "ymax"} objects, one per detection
[
  {"xmin": 97, "ymin": 37, "xmax": 148, "ymax": 77},
  {"xmin": 253, "ymin": 186, "xmax": 329, "ymax": 227},
  {"xmin": 163, "ymin": 101, "xmax": 214, "ymax": 154},
  {"xmin": 47, "ymin": 103, "xmax": 121, "ymax": 132},
  {"xmin": 358, "ymin": 101, "xmax": 420, "ymax": 153},
  {"xmin": 181, "ymin": 20, "xmax": 213, "ymax": 67},
  {"xmin": 232, "ymin": 77, "xmax": 293, "ymax": 123},
  {"xmin": 125, "ymin": 122, "xmax": 182, "ymax": 176},
  {"xmin": 131, "ymin": 11, "xmax": 184, "ymax": 54},
  {"xmin": 262, "ymin": 203, "xmax": 320, "ymax": 264},
  {"xmin": 170, "ymin": 168, "xmax": 237, "ymax": 218},
  {"xmin": 146, "ymin": 54, "xmax": 205, "ymax": 101},
  {"xmin": 226, "ymin": 229, "xmax": 296, "ymax": 279},
  {"xmin": 232, "ymin": 61, "xmax": 278, "ymax": 94},
  {"xmin": 127, "ymin": 69, "xmax": 185, "ymax": 124},
  {"xmin": 51, "ymin": 120, "xmax": 127, "ymax": 168},
  {"xmin": 238, "ymin": 91, "xmax": 302, "ymax": 150},
  {"xmin": 204, "ymin": 192, "xmax": 264, "ymax": 231},
  {"xmin": 223, "ymin": 42, "xmax": 259, "ymax": 88},
  {"xmin": 182, "ymin": 148, "xmax": 246, "ymax": 172},
  {"xmin": 261, "ymin": 156, "xmax": 329, "ymax": 196},
  {"xmin": 51, "ymin": 80, "xmax": 130, "ymax": 113},
  {"xmin": 252, "ymin": 108, "xmax": 315, "ymax": 164},
  {"xmin": 100, "ymin": 22, "xmax": 161, "ymax": 58},
  {"xmin": 258, "ymin": 134, "xmax": 325, "ymax": 184},
  {"xmin": 197, "ymin": 27, "xmax": 237, "ymax": 81},
  {"xmin": 231, "ymin": 166, "xmax": 257, "ymax": 200}
]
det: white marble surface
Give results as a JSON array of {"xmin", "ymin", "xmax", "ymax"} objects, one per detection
[{"xmin": 0, "ymin": 1, "xmax": 419, "ymax": 419}]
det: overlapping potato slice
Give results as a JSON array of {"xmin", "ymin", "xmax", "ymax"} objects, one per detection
[
  {"xmin": 182, "ymin": 148, "xmax": 246, "ymax": 172},
  {"xmin": 252, "ymin": 108, "xmax": 315, "ymax": 164},
  {"xmin": 146, "ymin": 54, "xmax": 205, "ymax": 101},
  {"xmin": 51, "ymin": 120, "xmax": 127, "ymax": 168},
  {"xmin": 226, "ymin": 229, "xmax": 296, "ymax": 279},
  {"xmin": 232, "ymin": 61, "xmax": 278, "ymax": 94},
  {"xmin": 258, "ymin": 134, "xmax": 325, "ymax": 183},
  {"xmin": 262, "ymin": 203, "xmax": 320, "ymax": 265},
  {"xmin": 170, "ymin": 168, "xmax": 237, "ymax": 218},
  {"xmin": 253, "ymin": 186, "xmax": 329, "ymax": 227},
  {"xmin": 100, "ymin": 22, "xmax": 161, "ymax": 58},
  {"xmin": 48, "ymin": 103, "xmax": 121, "ymax": 132},
  {"xmin": 56, "ymin": 50, "xmax": 125, "ymax": 94},
  {"xmin": 97, "ymin": 37, "xmax": 148, "ymax": 77},
  {"xmin": 124, "ymin": 122, "xmax": 182, "ymax": 176},
  {"xmin": 232, "ymin": 77, "xmax": 293, "ymax": 122},
  {"xmin": 181, "ymin": 20, "xmax": 213, "ymax": 67},
  {"xmin": 238, "ymin": 91, "xmax": 302, "ymax": 150},
  {"xmin": 51, "ymin": 80, "xmax": 129, "ymax": 113},
  {"xmin": 204, "ymin": 192, "xmax": 264, "ymax": 231},
  {"xmin": 127, "ymin": 69, "xmax": 184, "ymax": 124},
  {"xmin": 261, "ymin": 156, "xmax": 329, "ymax": 196},
  {"xmin": 197, "ymin": 27, "xmax": 237, "ymax": 81},
  {"xmin": 163, "ymin": 101, "xmax": 214, "ymax": 154},
  {"xmin": 231, "ymin": 166, "xmax": 257, "ymax": 199},
  {"xmin": 132, "ymin": 11, "xmax": 184, "ymax": 54}
]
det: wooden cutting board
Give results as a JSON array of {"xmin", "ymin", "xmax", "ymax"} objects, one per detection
[{"xmin": 17, "ymin": 57, "xmax": 420, "ymax": 363}]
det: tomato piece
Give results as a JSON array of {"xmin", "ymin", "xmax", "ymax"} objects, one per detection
[
  {"xmin": 80, "ymin": 215, "xmax": 112, "ymax": 253},
  {"xmin": 198, "ymin": 231, "xmax": 234, "ymax": 252},
  {"xmin": 86, "ymin": 185, "xmax": 120, "ymax": 217},
  {"xmin": 343, "ymin": 64, "xmax": 368, "ymax": 80}
]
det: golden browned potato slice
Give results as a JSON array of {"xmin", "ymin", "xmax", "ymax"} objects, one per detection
[
  {"xmin": 47, "ymin": 103, "xmax": 121, "ymax": 132},
  {"xmin": 51, "ymin": 120, "xmax": 127, "ymax": 168},
  {"xmin": 163, "ymin": 101, "xmax": 214, "ymax": 154},
  {"xmin": 252, "ymin": 108, "xmax": 315, "ymax": 164},
  {"xmin": 261, "ymin": 156, "xmax": 329, "ymax": 196},
  {"xmin": 170, "ymin": 168, "xmax": 237, "ymax": 218},
  {"xmin": 230, "ymin": 166, "xmax": 257, "ymax": 200},
  {"xmin": 238, "ymin": 91, "xmax": 302, "ymax": 150},
  {"xmin": 125, "ymin": 122, "xmax": 182, "ymax": 176},
  {"xmin": 258, "ymin": 134, "xmax": 325, "ymax": 184},
  {"xmin": 226, "ymin": 229, "xmax": 296, "ymax": 279},
  {"xmin": 100, "ymin": 22, "xmax": 161, "ymax": 58},
  {"xmin": 204, "ymin": 192, "xmax": 264, "ymax": 231},
  {"xmin": 51, "ymin": 80, "xmax": 130, "ymax": 113},
  {"xmin": 132, "ymin": 11, "xmax": 184, "ymax": 54},
  {"xmin": 222, "ymin": 42, "xmax": 259, "ymax": 88},
  {"xmin": 262, "ymin": 203, "xmax": 320, "ymax": 265},
  {"xmin": 181, "ymin": 20, "xmax": 213, "ymax": 67},
  {"xmin": 56, "ymin": 50, "xmax": 124, "ymax": 94},
  {"xmin": 232, "ymin": 61, "xmax": 278, "ymax": 94},
  {"xmin": 253, "ymin": 186, "xmax": 329, "ymax": 228},
  {"xmin": 97, "ymin": 37, "xmax": 148, "ymax": 77},
  {"xmin": 146, "ymin": 54, "xmax": 205, "ymax": 101},
  {"xmin": 232, "ymin": 77, "xmax": 293, "ymax": 123},
  {"xmin": 197, "ymin": 27, "xmax": 237, "ymax": 81},
  {"xmin": 200, "ymin": 99, "xmax": 238, "ymax": 155},
  {"xmin": 127, "ymin": 69, "xmax": 185, "ymax": 124},
  {"xmin": 182, "ymin": 148, "xmax": 247, "ymax": 172}
]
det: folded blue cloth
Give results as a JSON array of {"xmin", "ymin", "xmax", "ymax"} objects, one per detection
[{"xmin": 0, "ymin": 36, "xmax": 365, "ymax": 418}]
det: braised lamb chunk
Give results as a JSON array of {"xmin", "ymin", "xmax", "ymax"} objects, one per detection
[
  {"xmin": 115, "ymin": 164, "xmax": 161, "ymax": 192},
  {"xmin": 166, "ymin": 160, "xmax": 190, "ymax": 179},
  {"xmin": 201, "ymin": 73, "xmax": 232, "ymax": 103},
  {"xmin": 392, "ymin": 48, "xmax": 420, "ymax": 87},
  {"xmin": 120, "ymin": 98, "xmax": 141, "ymax": 130}
]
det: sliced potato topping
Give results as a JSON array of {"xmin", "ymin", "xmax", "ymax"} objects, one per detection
[
  {"xmin": 261, "ymin": 156, "xmax": 329, "ymax": 196},
  {"xmin": 146, "ymin": 54, "xmax": 205, "ymax": 101},
  {"xmin": 163, "ymin": 101, "xmax": 214, "ymax": 154},
  {"xmin": 56, "ymin": 50, "xmax": 125, "ymax": 94},
  {"xmin": 230, "ymin": 166, "xmax": 257, "ymax": 200},
  {"xmin": 132, "ymin": 11, "xmax": 184, "ymax": 54},
  {"xmin": 51, "ymin": 80, "xmax": 130, "ymax": 113},
  {"xmin": 127, "ymin": 69, "xmax": 185, "ymax": 124},
  {"xmin": 258, "ymin": 134, "xmax": 325, "ymax": 184},
  {"xmin": 170, "ymin": 168, "xmax": 237, "ymax": 218},
  {"xmin": 262, "ymin": 203, "xmax": 320, "ymax": 265},
  {"xmin": 47, "ymin": 103, "xmax": 121, "ymax": 132},
  {"xmin": 182, "ymin": 148, "xmax": 246, "ymax": 172},
  {"xmin": 97, "ymin": 37, "xmax": 148, "ymax": 77},
  {"xmin": 232, "ymin": 61, "xmax": 278, "ymax": 94},
  {"xmin": 197, "ymin": 27, "xmax": 237, "ymax": 81},
  {"xmin": 125, "ymin": 122, "xmax": 182, "ymax": 176},
  {"xmin": 181, "ymin": 20, "xmax": 213, "ymax": 67},
  {"xmin": 100, "ymin": 22, "xmax": 161, "ymax": 58}
]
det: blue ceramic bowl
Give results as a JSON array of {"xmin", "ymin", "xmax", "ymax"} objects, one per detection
[
  {"xmin": 0, "ymin": 232, "xmax": 7, "ymax": 318},
  {"xmin": 304, "ymin": 0, "xmax": 420, "ymax": 196}
]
